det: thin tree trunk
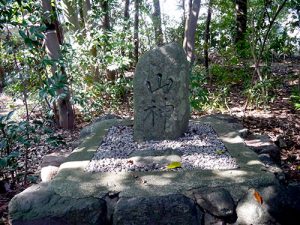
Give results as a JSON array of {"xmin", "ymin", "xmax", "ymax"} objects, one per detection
[
  {"xmin": 183, "ymin": 0, "xmax": 201, "ymax": 64},
  {"xmin": 152, "ymin": 0, "xmax": 163, "ymax": 46},
  {"xmin": 0, "ymin": 65, "xmax": 4, "ymax": 93},
  {"xmin": 122, "ymin": 0, "xmax": 130, "ymax": 56},
  {"xmin": 42, "ymin": 0, "xmax": 75, "ymax": 129},
  {"xmin": 204, "ymin": 0, "xmax": 212, "ymax": 83},
  {"xmin": 235, "ymin": 0, "xmax": 247, "ymax": 44},
  {"xmin": 124, "ymin": 0, "xmax": 130, "ymax": 20},
  {"xmin": 101, "ymin": 0, "xmax": 110, "ymax": 31},
  {"xmin": 100, "ymin": 0, "xmax": 116, "ymax": 81},
  {"xmin": 244, "ymin": 0, "xmax": 288, "ymax": 111},
  {"xmin": 182, "ymin": 0, "xmax": 186, "ymax": 40},
  {"xmin": 134, "ymin": 0, "xmax": 139, "ymax": 64}
]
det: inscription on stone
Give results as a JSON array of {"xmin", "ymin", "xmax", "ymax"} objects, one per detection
[{"xmin": 134, "ymin": 43, "xmax": 189, "ymax": 141}]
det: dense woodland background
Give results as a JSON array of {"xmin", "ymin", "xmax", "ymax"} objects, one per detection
[{"xmin": 0, "ymin": 0, "xmax": 299, "ymax": 222}]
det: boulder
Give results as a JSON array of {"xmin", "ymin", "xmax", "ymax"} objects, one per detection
[
  {"xmin": 9, "ymin": 183, "xmax": 108, "ymax": 225},
  {"xmin": 193, "ymin": 188, "xmax": 236, "ymax": 220},
  {"xmin": 133, "ymin": 42, "xmax": 190, "ymax": 141},
  {"xmin": 236, "ymin": 185, "xmax": 300, "ymax": 225},
  {"xmin": 41, "ymin": 152, "xmax": 69, "ymax": 168},
  {"xmin": 113, "ymin": 194, "xmax": 203, "ymax": 225},
  {"xmin": 204, "ymin": 213, "xmax": 224, "ymax": 225}
]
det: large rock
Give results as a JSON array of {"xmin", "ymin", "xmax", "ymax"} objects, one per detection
[
  {"xmin": 113, "ymin": 194, "xmax": 203, "ymax": 225},
  {"xmin": 41, "ymin": 152, "xmax": 69, "ymax": 168},
  {"xmin": 9, "ymin": 183, "xmax": 108, "ymax": 225},
  {"xmin": 133, "ymin": 42, "xmax": 190, "ymax": 141},
  {"xmin": 236, "ymin": 185, "xmax": 300, "ymax": 225},
  {"xmin": 193, "ymin": 188, "xmax": 236, "ymax": 220}
]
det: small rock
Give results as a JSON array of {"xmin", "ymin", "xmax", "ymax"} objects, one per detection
[{"xmin": 40, "ymin": 166, "xmax": 59, "ymax": 182}]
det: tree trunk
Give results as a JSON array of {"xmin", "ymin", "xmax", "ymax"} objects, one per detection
[
  {"xmin": 235, "ymin": 0, "xmax": 247, "ymax": 44},
  {"xmin": 101, "ymin": 0, "xmax": 110, "ymax": 31},
  {"xmin": 42, "ymin": 0, "xmax": 75, "ymax": 129},
  {"xmin": 152, "ymin": 0, "xmax": 163, "ymax": 46},
  {"xmin": 124, "ymin": 0, "xmax": 130, "ymax": 20},
  {"xmin": 134, "ymin": 0, "xmax": 139, "ymax": 64},
  {"xmin": 183, "ymin": 0, "xmax": 201, "ymax": 64},
  {"xmin": 100, "ymin": 0, "xmax": 116, "ymax": 81},
  {"xmin": 0, "ymin": 65, "xmax": 4, "ymax": 93},
  {"xmin": 182, "ymin": 0, "xmax": 186, "ymax": 40},
  {"xmin": 122, "ymin": 0, "xmax": 130, "ymax": 57},
  {"xmin": 78, "ymin": 0, "xmax": 91, "ymax": 35},
  {"xmin": 204, "ymin": 0, "xmax": 212, "ymax": 82},
  {"xmin": 61, "ymin": 0, "xmax": 79, "ymax": 31}
]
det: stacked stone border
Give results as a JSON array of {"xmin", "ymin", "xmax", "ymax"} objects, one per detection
[{"xmin": 8, "ymin": 115, "xmax": 299, "ymax": 225}]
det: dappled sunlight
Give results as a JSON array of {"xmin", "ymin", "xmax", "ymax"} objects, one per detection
[
  {"xmin": 141, "ymin": 174, "xmax": 172, "ymax": 186},
  {"xmin": 222, "ymin": 135, "xmax": 243, "ymax": 144},
  {"xmin": 247, "ymin": 160, "xmax": 263, "ymax": 166},
  {"xmin": 161, "ymin": 172, "xmax": 177, "ymax": 179},
  {"xmin": 59, "ymin": 161, "xmax": 89, "ymax": 170},
  {"xmin": 213, "ymin": 170, "xmax": 248, "ymax": 181}
]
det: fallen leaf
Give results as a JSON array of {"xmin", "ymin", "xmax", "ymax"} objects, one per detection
[
  {"xmin": 216, "ymin": 149, "xmax": 225, "ymax": 155},
  {"xmin": 127, "ymin": 160, "xmax": 134, "ymax": 164},
  {"xmin": 253, "ymin": 190, "xmax": 263, "ymax": 204},
  {"xmin": 166, "ymin": 161, "xmax": 182, "ymax": 169}
]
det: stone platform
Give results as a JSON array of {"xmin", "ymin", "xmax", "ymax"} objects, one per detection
[{"xmin": 9, "ymin": 115, "xmax": 299, "ymax": 225}]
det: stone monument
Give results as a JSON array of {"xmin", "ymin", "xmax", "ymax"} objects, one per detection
[{"xmin": 133, "ymin": 42, "xmax": 190, "ymax": 141}]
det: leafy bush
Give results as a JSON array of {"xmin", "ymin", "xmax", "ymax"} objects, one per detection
[
  {"xmin": 190, "ymin": 65, "xmax": 209, "ymax": 111},
  {"xmin": 0, "ymin": 111, "xmax": 65, "ymax": 186}
]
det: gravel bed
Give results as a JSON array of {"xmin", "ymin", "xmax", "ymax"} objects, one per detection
[{"xmin": 86, "ymin": 122, "xmax": 239, "ymax": 173}]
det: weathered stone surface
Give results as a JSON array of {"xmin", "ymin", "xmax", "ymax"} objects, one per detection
[
  {"xmin": 244, "ymin": 134, "xmax": 281, "ymax": 164},
  {"xmin": 41, "ymin": 152, "xmax": 69, "ymax": 167},
  {"xmin": 113, "ymin": 194, "xmax": 203, "ymax": 225},
  {"xmin": 9, "ymin": 183, "xmax": 108, "ymax": 225},
  {"xmin": 133, "ymin": 42, "xmax": 189, "ymax": 141},
  {"xmin": 204, "ymin": 213, "xmax": 224, "ymax": 225},
  {"xmin": 236, "ymin": 185, "xmax": 300, "ymax": 225},
  {"xmin": 193, "ymin": 188, "xmax": 235, "ymax": 219},
  {"xmin": 80, "ymin": 114, "xmax": 121, "ymax": 139},
  {"xmin": 40, "ymin": 166, "xmax": 59, "ymax": 182},
  {"xmin": 129, "ymin": 148, "xmax": 182, "ymax": 168}
]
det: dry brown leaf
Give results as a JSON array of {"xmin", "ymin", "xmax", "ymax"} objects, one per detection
[
  {"xmin": 253, "ymin": 190, "xmax": 263, "ymax": 204},
  {"xmin": 127, "ymin": 160, "xmax": 134, "ymax": 164}
]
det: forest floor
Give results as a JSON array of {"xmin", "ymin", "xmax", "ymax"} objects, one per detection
[
  {"xmin": 228, "ymin": 59, "xmax": 300, "ymax": 182},
  {"xmin": 0, "ymin": 59, "xmax": 299, "ymax": 224}
]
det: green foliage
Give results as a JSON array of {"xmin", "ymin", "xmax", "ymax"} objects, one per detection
[
  {"xmin": 291, "ymin": 89, "xmax": 300, "ymax": 110},
  {"xmin": 0, "ymin": 111, "xmax": 65, "ymax": 184},
  {"xmin": 190, "ymin": 65, "xmax": 209, "ymax": 111}
]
